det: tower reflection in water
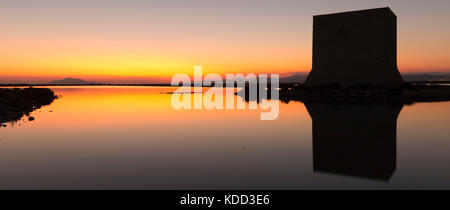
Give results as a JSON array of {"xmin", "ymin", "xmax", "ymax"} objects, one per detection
[{"xmin": 305, "ymin": 103, "xmax": 403, "ymax": 181}]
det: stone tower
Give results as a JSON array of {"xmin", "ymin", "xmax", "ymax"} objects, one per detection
[{"xmin": 305, "ymin": 7, "xmax": 404, "ymax": 87}]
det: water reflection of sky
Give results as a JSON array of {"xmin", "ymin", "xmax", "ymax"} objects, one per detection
[{"xmin": 0, "ymin": 87, "xmax": 449, "ymax": 189}]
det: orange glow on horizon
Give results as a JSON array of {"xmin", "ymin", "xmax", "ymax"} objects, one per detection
[
  {"xmin": 1, "ymin": 22, "xmax": 449, "ymax": 82},
  {"xmin": 2, "ymin": 1, "xmax": 450, "ymax": 83},
  {"xmin": 1, "ymin": 35, "xmax": 448, "ymax": 82},
  {"xmin": 0, "ymin": 35, "xmax": 311, "ymax": 82}
]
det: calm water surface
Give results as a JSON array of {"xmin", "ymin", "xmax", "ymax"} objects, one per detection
[{"xmin": 1, "ymin": 86, "xmax": 450, "ymax": 189}]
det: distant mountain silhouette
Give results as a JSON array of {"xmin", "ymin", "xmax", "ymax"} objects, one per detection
[
  {"xmin": 279, "ymin": 72, "xmax": 308, "ymax": 83},
  {"xmin": 50, "ymin": 77, "xmax": 95, "ymax": 85}
]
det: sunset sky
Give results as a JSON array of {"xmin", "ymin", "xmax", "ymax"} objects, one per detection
[{"xmin": 1, "ymin": 0, "xmax": 450, "ymax": 83}]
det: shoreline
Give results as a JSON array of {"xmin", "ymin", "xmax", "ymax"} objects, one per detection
[
  {"xmin": 0, "ymin": 88, "xmax": 57, "ymax": 126},
  {"xmin": 0, "ymin": 80, "xmax": 449, "ymax": 88},
  {"xmin": 0, "ymin": 84, "xmax": 172, "ymax": 87},
  {"xmin": 237, "ymin": 83, "xmax": 450, "ymax": 105}
]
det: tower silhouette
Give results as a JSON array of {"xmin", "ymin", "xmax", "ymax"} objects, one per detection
[
  {"xmin": 305, "ymin": 8, "xmax": 404, "ymax": 87},
  {"xmin": 305, "ymin": 103, "xmax": 403, "ymax": 180}
]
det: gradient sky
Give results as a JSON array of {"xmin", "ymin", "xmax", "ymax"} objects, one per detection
[{"xmin": 1, "ymin": 0, "xmax": 450, "ymax": 83}]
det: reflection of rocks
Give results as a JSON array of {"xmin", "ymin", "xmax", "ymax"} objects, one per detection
[
  {"xmin": 234, "ymin": 84, "xmax": 274, "ymax": 103},
  {"xmin": 237, "ymin": 83, "xmax": 450, "ymax": 105},
  {"xmin": 306, "ymin": 103, "xmax": 403, "ymax": 181},
  {"xmin": 0, "ymin": 88, "xmax": 57, "ymax": 126}
]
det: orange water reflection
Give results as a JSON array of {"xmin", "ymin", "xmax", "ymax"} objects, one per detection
[{"xmin": 0, "ymin": 87, "xmax": 449, "ymax": 189}]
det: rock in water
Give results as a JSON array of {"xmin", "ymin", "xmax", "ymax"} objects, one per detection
[{"xmin": 0, "ymin": 88, "xmax": 56, "ymax": 125}]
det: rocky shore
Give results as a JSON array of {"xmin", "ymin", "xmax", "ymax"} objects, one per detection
[
  {"xmin": 0, "ymin": 88, "xmax": 57, "ymax": 126},
  {"xmin": 237, "ymin": 83, "xmax": 450, "ymax": 105}
]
